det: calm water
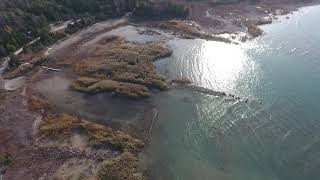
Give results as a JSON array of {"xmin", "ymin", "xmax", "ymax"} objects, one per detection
[{"xmin": 146, "ymin": 5, "xmax": 320, "ymax": 180}]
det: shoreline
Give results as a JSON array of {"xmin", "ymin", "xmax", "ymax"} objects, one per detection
[
  {"xmin": 1, "ymin": 1, "xmax": 319, "ymax": 179},
  {"xmin": 134, "ymin": 1, "xmax": 320, "ymax": 42}
]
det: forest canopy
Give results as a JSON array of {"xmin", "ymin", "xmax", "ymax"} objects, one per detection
[{"xmin": 0, "ymin": 0, "xmax": 140, "ymax": 57}]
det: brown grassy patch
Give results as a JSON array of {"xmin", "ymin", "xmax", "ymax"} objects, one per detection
[
  {"xmin": 96, "ymin": 152, "xmax": 144, "ymax": 180},
  {"xmin": 71, "ymin": 38, "xmax": 172, "ymax": 97},
  {"xmin": 159, "ymin": 20, "xmax": 232, "ymax": 43},
  {"xmin": 3, "ymin": 55, "xmax": 47, "ymax": 79},
  {"xmin": 39, "ymin": 113, "xmax": 144, "ymax": 153},
  {"xmin": 72, "ymin": 78, "xmax": 150, "ymax": 98},
  {"xmin": 171, "ymin": 77, "xmax": 192, "ymax": 85},
  {"xmin": 159, "ymin": 20, "xmax": 200, "ymax": 34},
  {"xmin": 27, "ymin": 96, "xmax": 50, "ymax": 113}
]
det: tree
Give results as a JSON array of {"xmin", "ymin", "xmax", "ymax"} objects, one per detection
[
  {"xmin": 6, "ymin": 43, "xmax": 16, "ymax": 53},
  {"xmin": 0, "ymin": 0, "xmax": 145, "ymax": 58},
  {"xmin": 0, "ymin": 45, "xmax": 7, "ymax": 57},
  {"xmin": 8, "ymin": 54, "xmax": 20, "ymax": 69}
]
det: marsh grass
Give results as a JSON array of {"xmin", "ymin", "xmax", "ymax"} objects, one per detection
[
  {"xmin": 71, "ymin": 37, "xmax": 172, "ymax": 98},
  {"xmin": 97, "ymin": 152, "xmax": 144, "ymax": 180},
  {"xmin": 39, "ymin": 113, "xmax": 144, "ymax": 153}
]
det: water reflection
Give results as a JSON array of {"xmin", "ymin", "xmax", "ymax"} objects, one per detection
[
  {"xmin": 147, "ymin": 89, "xmax": 278, "ymax": 180},
  {"xmin": 149, "ymin": 5, "xmax": 320, "ymax": 180},
  {"xmin": 199, "ymin": 41, "xmax": 248, "ymax": 92},
  {"xmin": 155, "ymin": 38, "xmax": 268, "ymax": 98}
]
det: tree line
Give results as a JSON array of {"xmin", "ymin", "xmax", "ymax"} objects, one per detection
[{"xmin": 0, "ymin": 0, "xmax": 141, "ymax": 58}]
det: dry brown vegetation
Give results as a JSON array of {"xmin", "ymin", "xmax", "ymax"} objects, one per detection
[
  {"xmin": 39, "ymin": 113, "xmax": 144, "ymax": 153},
  {"xmin": 72, "ymin": 78, "xmax": 150, "ymax": 98},
  {"xmin": 158, "ymin": 20, "xmax": 232, "ymax": 43},
  {"xmin": 170, "ymin": 77, "xmax": 192, "ymax": 85},
  {"xmin": 24, "ymin": 93, "xmax": 146, "ymax": 179},
  {"xmin": 71, "ymin": 36, "xmax": 172, "ymax": 98},
  {"xmin": 3, "ymin": 55, "xmax": 47, "ymax": 79},
  {"xmin": 36, "ymin": 111, "xmax": 146, "ymax": 179},
  {"xmin": 97, "ymin": 152, "xmax": 144, "ymax": 180},
  {"xmin": 159, "ymin": 20, "xmax": 201, "ymax": 35},
  {"xmin": 27, "ymin": 95, "xmax": 50, "ymax": 113}
]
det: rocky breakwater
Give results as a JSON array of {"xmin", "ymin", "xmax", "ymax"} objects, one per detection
[{"xmin": 71, "ymin": 36, "xmax": 172, "ymax": 98}]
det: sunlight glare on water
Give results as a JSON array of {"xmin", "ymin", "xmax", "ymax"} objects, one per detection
[
  {"xmin": 149, "ymin": 5, "xmax": 320, "ymax": 180},
  {"xmin": 156, "ymin": 38, "xmax": 267, "ymax": 99},
  {"xmin": 200, "ymin": 41, "xmax": 249, "ymax": 92}
]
